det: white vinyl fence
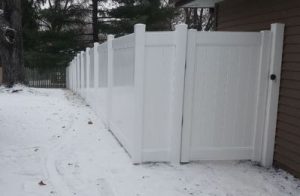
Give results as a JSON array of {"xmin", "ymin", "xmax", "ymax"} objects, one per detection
[
  {"xmin": 67, "ymin": 24, "xmax": 187, "ymax": 163},
  {"xmin": 66, "ymin": 23, "xmax": 284, "ymax": 166}
]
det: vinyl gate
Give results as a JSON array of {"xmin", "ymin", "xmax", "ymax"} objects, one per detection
[{"xmin": 181, "ymin": 24, "xmax": 284, "ymax": 166}]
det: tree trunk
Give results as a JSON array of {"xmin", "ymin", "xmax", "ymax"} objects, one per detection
[
  {"xmin": 92, "ymin": 0, "xmax": 99, "ymax": 42},
  {"xmin": 0, "ymin": 0, "xmax": 25, "ymax": 87}
]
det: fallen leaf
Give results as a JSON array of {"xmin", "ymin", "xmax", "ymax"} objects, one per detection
[
  {"xmin": 38, "ymin": 181, "xmax": 47, "ymax": 186},
  {"xmin": 11, "ymin": 89, "xmax": 23, "ymax": 93}
]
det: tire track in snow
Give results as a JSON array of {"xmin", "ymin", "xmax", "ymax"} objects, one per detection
[
  {"xmin": 44, "ymin": 91, "xmax": 78, "ymax": 196},
  {"xmin": 45, "ymin": 90, "xmax": 116, "ymax": 196},
  {"xmin": 46, "ymin": 148, "xmax": 73, "ymax": 196}
]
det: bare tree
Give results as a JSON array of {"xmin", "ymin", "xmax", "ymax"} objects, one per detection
[
  {"xmin": 0, "ymin": 0, "xmax": 25, "ymax": 87},
  {"xmin": 183, "ymin": 7, "xmax": 216, "ymax": 31}
]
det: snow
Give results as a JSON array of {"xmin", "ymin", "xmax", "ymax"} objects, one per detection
[{"xmin": 0, "ymin": 86, "xmax": 299, "ymax": 196}]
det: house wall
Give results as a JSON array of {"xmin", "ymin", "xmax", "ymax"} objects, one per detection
[{"xmin": 217, "ymin": 0, "xmax": 300, "ymax": 177}]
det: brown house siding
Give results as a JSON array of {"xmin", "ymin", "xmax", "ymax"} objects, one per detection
[{"xmin": 217, "ymin": 0, "xmax": 300, "ymax": 177}]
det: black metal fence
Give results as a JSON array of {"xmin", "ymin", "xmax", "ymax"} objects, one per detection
[{"xmin": 25, "ymin": 67, "xmax": 66, "ymax": 88}]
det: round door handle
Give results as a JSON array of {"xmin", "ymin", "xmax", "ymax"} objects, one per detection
[{"xmin": 270, "ymin": 74, "xmax": 277, "ymax": 81}]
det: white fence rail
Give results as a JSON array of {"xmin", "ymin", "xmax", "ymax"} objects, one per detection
[{"xmin": 66, "ymin": 23, "xmax": 284, "ymax": 166}]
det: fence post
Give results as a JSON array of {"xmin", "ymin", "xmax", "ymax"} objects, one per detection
[
  {"xmin": 66, "ymin": 66, "xmax": 69, "ymax": 89},
  {"xmin": 75, "ymin": 56, "xmax": 77, "ymax": 91},
  {"xmin": 74, "ymin": 59, "xmax": 76, "ymax": 91},
  {"xmin": 78, "ymin": 53, "xmax": 81, "ymax": 91},
  {"xmin": 80, "ymin": 51, "xmax": 85, "ymax": 96},
  {"xmin": 77, "ymin": 53, "xmax": 81, "ymax": 92},
  {"xmin": 69, "ymin": 63, "xmax": 71, "ymax": 89},
  {"xmin": 107, "ymin": 35, "xmax": 114, "ymax": 128},
  {"xmin": 75, "ymin": 55, "xmax": 78, "ymax": 91},
  {"xmin": 70, "ymin": 61, "xmax": 73, "ymax": 90},
  {"xmin": 72, "ymin": 60, "xmax": 75, "ymax": 91},
  {"xmin": 69, "ymin": 62, "xmax": 71, "ymax": 90},
  {"xmin": 132, "ymin": 24, "xmax": 146, "ymax": 164},
  {"xmin": 262, "ymin": 23, "xmax": 285, "ymax": 167},
  {"xmin": 72, "ymin": 60, "xmax": 74, "ymax": 90},
  {"xmin": 68, "ymin": 63, "xmax": 70, "ymax": 89},
  {"xmin": 69, "ymin": 62, "xmax": 72, "ymax": 89},
  {"xmin": 86, "ymin": 48, "xmax": 91, "ymax": 100},
  {"xmin": 93, "ymin": 42, "xmax": 99, "ymax": 88},
  {"xmin": 86, "ymin": 48, "xmax": 91, "ymax": 88},
  {"xmin": 66, "ymin": 65, "xmax": 68, "ymax": 89},
  {"xmin": 73, "ymin": 59, "xmax": 75, "ymax": 91},
  {"xmin": 169, "ymin": 24, "xmax": 188, "ymax": 163}
]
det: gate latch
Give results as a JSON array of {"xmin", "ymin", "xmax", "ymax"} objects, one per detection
[{"xmin": 270, "ymin": 74, "xmax": 277, "ymax": 81}]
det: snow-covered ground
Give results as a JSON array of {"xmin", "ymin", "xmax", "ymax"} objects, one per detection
[{"xmin": 0, "ymin": 86, "xmax": 299, "ymax": 196}]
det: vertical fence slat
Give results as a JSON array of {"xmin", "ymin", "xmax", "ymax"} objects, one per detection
[
  {"xmin": 107, "ymin": 35, "xmax": 114, "ymax": 128},
  {"xmin": 132, "ymin": 24, "xmax": 146, "ymax": 164}
]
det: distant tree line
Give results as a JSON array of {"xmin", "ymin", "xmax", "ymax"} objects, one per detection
[{"xmin": 1, "ymin": 0, "xmax": 212, "ymax": 86}]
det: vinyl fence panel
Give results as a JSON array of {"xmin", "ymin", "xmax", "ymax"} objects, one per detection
[{"xmin": 66, "ymin": 24, "xmax": 187, "ymax": 163}]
